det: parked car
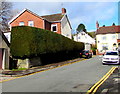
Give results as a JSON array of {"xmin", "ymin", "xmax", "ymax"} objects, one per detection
[
  {"xmin": 102, "ymin": 50, "xmax": 119, "ymax": 65},
  {"xmin": 80, "ymin": 50, "xmax": 92, "ymax": 59}
]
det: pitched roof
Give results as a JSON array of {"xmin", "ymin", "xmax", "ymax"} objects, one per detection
[
  {"xmin": 8, "ymin": 9, "xmax": 65, "ymax": 24},
  {"xmin": 41, "ymin": 13, "xmax": 64, "ymax": 22},
  {"xmin": 96, "ymin": 25, "xmax": 120, "ymax": 34}
]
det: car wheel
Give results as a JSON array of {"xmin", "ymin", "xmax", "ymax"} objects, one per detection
[
  {"xmin": 90, "ymin": 55, "xmax": 92, "ymax": 58},
  {"xmin": 87, "ymin": 56, "xmax": 89, "ymax": 59}
]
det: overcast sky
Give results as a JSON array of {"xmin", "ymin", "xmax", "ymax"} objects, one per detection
[{"xmin": 8, "ymin": 0, "xmax": 119, "ymax": 32}]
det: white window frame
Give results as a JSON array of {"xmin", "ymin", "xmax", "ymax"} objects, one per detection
[
  {"xmin": 51, "ymin": 24, "xmax": 57, "ymax": 32},
  {"xmin": 19, "ymin": 22, "xmax": 24, "ymax": 26},
  {"xmin": 102, "ymin": 36, "xmax": 106, "ymax": 40},
  {"xmin": 28, "ymin": 21, "xmax": 34, "ymax": 27},
  {"xmin": 112, "ymin": 35, "xmax": 116, "ymax": 39}
]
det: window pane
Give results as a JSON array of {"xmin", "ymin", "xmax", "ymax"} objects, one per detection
[
  {"xmin": 102, "ymin": 36, "xmax": 106, "ymax": 40},
  {"xmin": 53, "ymin": 26, "xmax": 56, "ymax": 31},
  {"xmin": 112, "ymin": 35, "xmax": 116, "ymax": 39},
  {"xmin": 28, "ymin": 21, "xmax": 34, "ymax": 27},
  {"xmin": 19, "ymin": 22, "xmax": 24, "ymax": 26},
  {"xmin": 106, "ymin": 52, "xmax": 118, "ymax": 55}
]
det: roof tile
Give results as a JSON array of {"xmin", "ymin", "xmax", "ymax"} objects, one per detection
[
  {"xmin": 41, "ymin": 13, "xmax": 64, "ymax": 22},
  {"xmin": 96, "ymin": 25, "xmax": 120, "ymax": 34}
]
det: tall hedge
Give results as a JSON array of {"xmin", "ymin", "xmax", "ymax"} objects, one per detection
[{"xmin": 11, "ymin": 26, "xmax": 84, "ymax": 58}]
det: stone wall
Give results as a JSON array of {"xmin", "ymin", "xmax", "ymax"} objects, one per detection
[{"xmin": 17, "ymin": 57, "xmax": 42, "ymax": 69}]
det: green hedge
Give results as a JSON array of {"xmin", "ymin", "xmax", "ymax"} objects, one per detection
[{"xmin": 11, "ymin": 26, "xmax": 84, "ymax": 58}]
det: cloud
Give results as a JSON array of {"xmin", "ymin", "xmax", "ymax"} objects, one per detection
[
  {"xmin": 12, "ymin": 1, "xmax": 118, "ymax": 31},
  {"xmin": 7, "ymin": 0, "xmax": 120, "ymax": 2},
  {"xmin": 69, "ymin": 2, "xmax": 117, "ymax": 30}
]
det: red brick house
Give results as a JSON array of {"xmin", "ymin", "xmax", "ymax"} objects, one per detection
[{"xmin": 8, "ymin": 8, "xmax": 72, "ymax": 39}]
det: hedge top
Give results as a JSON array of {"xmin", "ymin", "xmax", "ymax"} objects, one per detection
[{"xmin": 10, "ymin": 26, "xmax": 84, "ymax": 59}]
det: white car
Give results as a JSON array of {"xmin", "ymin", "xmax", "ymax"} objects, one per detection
[{"xmin": 102, "ymin": 50, "xmax": 119, "ymax": 65}]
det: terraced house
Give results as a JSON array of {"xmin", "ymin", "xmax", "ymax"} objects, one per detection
[
  {"xmin": 96, "ymin": 22, "xmax": 120, "ymax": 53},
  {"xmin": 8, "ymin": 8, "xmax": 72, "ymax": 40}
]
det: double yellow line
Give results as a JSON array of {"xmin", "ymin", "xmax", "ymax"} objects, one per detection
[{"xmin": 87, "ymin": 67, "xmax": 117, "ymax": 94}]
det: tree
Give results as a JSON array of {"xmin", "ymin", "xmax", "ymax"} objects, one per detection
[
  {"xmin": 76, "ymin": 24, "xmax": 85, "ymax": 33},
  {"xmin": 103, "ymin": 25, "xmax": 105, "ymax": 27},
  {"xmin": 112, "ymin": 23, "xmax": 115, "ymax": 26},
  {"xmin": 0, "ymin": 0, "xmax": 12, "ymax": 32}
]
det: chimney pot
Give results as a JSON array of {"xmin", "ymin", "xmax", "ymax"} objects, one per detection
[{"xmin": 96, "ymin": 21, "xmax": 99, "ymax": 29}]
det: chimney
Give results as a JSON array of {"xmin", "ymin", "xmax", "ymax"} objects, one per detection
[
  {"xmin": 96, "ymin": 21, "xmax": 99, "ymax": 29},
  {"xmin": 62, "ymin": 8, "xmax": 66, "ymax": 14}
]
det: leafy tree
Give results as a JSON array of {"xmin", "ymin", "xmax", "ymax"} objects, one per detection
[
  {"xmin": 76, "ymin": 24, "xmax": 85, "ymax": 33},
  {"xmin": 112, "ymin": 23, "xmax": 115, "ymax": 26},
  {"xmin": 0, "ymin": 0, "xmax": 12, "ymax": 32},
  {"xmin": 103, "ymin": 25, "xmax": 105, "ymax": 27}
]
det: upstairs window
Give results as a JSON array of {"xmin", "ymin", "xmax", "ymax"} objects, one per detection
[
  {"xmin": 19, "ymin": 22, "xmax": 24, "ymax": 26},
  {"xmin": 51, "ymin": 24, "xmax": 57, "ymax": 32},
  {"xmin": 112, "ymin": 35, "xmax": 116, "ymax": 39},
  {"xmin": 102, "ymin": 36, "xmax": 106, "ymax": 40},
  {"xmin": 28, "ymin": 21, "xmax": 34, "ymax": 27}
]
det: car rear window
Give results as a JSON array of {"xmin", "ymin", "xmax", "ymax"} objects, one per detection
[
  {"xmin": 106, "ymin": 52, "xmax": 118, "ymax": 55},
  {"xmin": 82, "ymin": 51, "xmax": 89, "ymax": 54}
]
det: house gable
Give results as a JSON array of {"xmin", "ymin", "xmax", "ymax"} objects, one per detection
[
  {"xmin": 9, "ymin": 9, "xmax": 45, "ymax": 29},
  {"xmin": 61, "ymin": 14, "xmax": 72, "ymax": 39}
]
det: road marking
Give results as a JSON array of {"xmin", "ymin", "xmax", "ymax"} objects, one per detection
[
  {"xmin": 0, "ymin": 57, "xmax": 89, "ymax": 83},
  {"xmin": 0, "ymin": 77, "xmax": 18, "ymax": 83},
  {"xmin": 86, "ymin": 66, "xmax": 117, "ymax": 94}
]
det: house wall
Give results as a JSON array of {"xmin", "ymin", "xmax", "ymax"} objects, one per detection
[
  {"xmin": 96, "ymin": 33, "xmax": 118, "ymax": 52},
  {"xmin": 117, "ymin": 33, "xmax": 120, "ymax": 44},
  {"xmin": 118, "ymin": 33, "xmax": 120, "ymax": 39},
  {"xmin": 73, "ymin": 31, "xmax": 95, "ymax": 44},
  {"xmin": 45, "ymin": 20, "xmax": 51, "ymax": 31},
  {"xmin": 51, "ymin": 22, "xmax": 61, "ymax": 34},
  {"xmin": 10, "ymin": 11, "xmax": 44, "ymax": 29},
  {"xmin": 73, "ymin": 31, "xmax": 95, "ymax": 51},
  {"xmin": 61, "ymin": 15, "xmax": 72, "ymax": 39},
  {"xmin": 85, "ymin": 43, "xmax": 91, "ymax": 50},
  {"xmin": 0, "ymin": 35, "xmax": 10, "ymax": 69}
]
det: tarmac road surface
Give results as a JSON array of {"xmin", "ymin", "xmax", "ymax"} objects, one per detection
[{"xmin": 2, "ymin": 56, "xmax": 113, "ymax": 92}]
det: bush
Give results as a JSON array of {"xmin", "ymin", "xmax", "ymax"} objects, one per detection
[
  {"xmin": 11, "ymin": 26, "xmax": 84, "ymax": 59},
  {"xmin": 91, "ymin": 44, "xmax": 97, "ymax": 55}
]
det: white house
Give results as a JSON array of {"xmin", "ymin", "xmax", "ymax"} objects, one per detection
[
  {"xmin": 73, "ymin": 30, "xmax": 95, "ymax": 50},
  {"xmin": 96, "ymin": 22, "xmax": 120, "ymax": 53}
]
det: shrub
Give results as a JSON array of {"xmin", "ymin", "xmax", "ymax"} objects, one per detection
[
  {"xmin": 91, "ymin": 44, "xmax": 97, "ymax": 55},
  {"xmin": 11, "ymin": 26, "xmax": 84, "ymax": 59}
]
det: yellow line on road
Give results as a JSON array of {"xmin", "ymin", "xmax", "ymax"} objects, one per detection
[
  {"xmin": 86, "ymin": 67, "xmax": 117, "ymax": 94},
  {"xmin": 0, "ymin": 58, "xmax": 86, "ymax": 83}
]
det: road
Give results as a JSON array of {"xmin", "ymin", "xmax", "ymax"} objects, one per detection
[{"xmin": 2, "ymin": 56, "xmax": 113, "ymax": 92}]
